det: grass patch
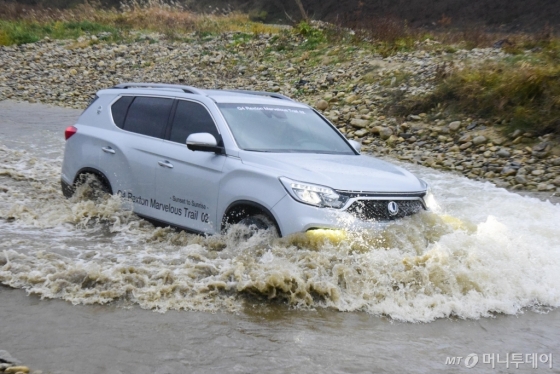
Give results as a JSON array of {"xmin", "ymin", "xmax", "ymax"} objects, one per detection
[
  {"xmin": 0, "ymin": 0, "xmax": 282, "ymax": 46},
  {"xmin": 406, "ymin": 59, "xmax": 560, "ymax": 135},
  {"xmin": 0, "ymin": 19, "xmax": 121, "ymax": 45}
]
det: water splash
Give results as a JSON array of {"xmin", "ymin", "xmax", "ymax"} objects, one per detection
[{"xmin": 1, "ymin": 145, "xmax": 560, "ymax": 322}]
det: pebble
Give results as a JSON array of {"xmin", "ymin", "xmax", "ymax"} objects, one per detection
[
  {"xmin": 501, "ymin": 167, "xmax": 516, "ymax": 176},
  {"xmin": 515, "ymin": 174, "xmax": 527, "ymax": 184},
  {"xmin": 315, "ymin": 99, "xmax": 328, "ymax": 111},
  {"xmin": 458, "ymin": 134, "xmax": 472, "ymax": 144},
  {"xmin": 4, "ymin": 367, "xmax": 30, "ymax": 374},
  {"xmin": 350, "ymin": 119, "xmax": 369, "ymax": 128},
  {"xmin": 448, "ymin": 121, "xmax": 461, "ymax": 131},
  {"xmin": 379, "ymin": 127, "xmax": 393, "ymax": 140},
  {"xmin": 496, "ymin": 149, "xmax": 510, "ymax": 158},
  {"xmin": 472, "ymin": 135, "xmax": 487, "ymax": 146}
]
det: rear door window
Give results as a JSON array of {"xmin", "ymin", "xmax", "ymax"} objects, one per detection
[
  {"xmin": 168, "ymin": 100, "xmax": 220, "ymax": 144},
  {"xmin": 123, "ymin": 96, "xmax": 173, "ymax": 138}
]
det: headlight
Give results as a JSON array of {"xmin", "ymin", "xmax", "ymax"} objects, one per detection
[
  {"xmin": 422, "ymin": 182, "xmax": 440, "ymax": 212},
  {"xmin": 279, "ymin": 177, "xmax": 348, "ymax": 209}
]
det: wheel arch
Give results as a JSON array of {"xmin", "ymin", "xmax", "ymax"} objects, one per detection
[
  {"xmin": 221, "ymin": 200, "xmax": 282, "ymax": 236},
  {"xmin": 73, "ymin": 167, "xmax": 114, "ymax": 195}
]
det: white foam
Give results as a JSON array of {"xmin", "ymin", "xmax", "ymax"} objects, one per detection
[{"xmin": 1, "ymin": 145, "xmax": 560, "ymax": 322}]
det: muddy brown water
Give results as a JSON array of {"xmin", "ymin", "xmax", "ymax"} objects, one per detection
[{"xmin": 1, "ymin": 100, "xmax": 560, "ymax": 373}]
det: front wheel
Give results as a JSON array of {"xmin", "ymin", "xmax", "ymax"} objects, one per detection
[{"xmin": 235, "ymin": 213, "xmax": 279, "ymax": 239}]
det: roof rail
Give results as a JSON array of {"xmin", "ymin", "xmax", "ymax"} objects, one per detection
[
  {"xmin": 112, "ymin": 83, "xmax": 205, "ymax": 95},
  {"xmin": 223, "ymin": 89, "xmax": 294, "ymax": 101}
]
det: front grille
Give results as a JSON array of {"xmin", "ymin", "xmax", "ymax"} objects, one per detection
[{"xmin": 345, "ymin": 199, "xmax": 424, "ymax": 221}]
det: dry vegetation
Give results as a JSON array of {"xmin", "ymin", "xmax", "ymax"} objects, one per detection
[
  {"xmin": 403, "ymin": 29, "xmax": 560, "ymax": 135},
  {"xmin": 0, "ymin": 0, "xmax": 280, "ymax": 45}
]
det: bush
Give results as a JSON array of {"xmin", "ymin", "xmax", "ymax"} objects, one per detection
[{"xmin": 409, "ymin": 60, "xmax": 560, "ymax": 135}]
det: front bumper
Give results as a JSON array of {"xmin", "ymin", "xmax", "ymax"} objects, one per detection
[{"xmin": 272, "ymin": 194, "xmax": 426, "ymax": 236}]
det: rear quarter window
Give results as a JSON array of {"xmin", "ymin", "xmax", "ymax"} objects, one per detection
[{"xmin": 111, "ymin": 96, "xmax": 134, "ymax": 129}]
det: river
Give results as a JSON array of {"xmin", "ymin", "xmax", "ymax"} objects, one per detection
[{"xmin": 1, "ymin": 100, "xmax": 559, "ymax": 373}]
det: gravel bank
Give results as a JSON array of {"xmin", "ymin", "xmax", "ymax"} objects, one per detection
[{"xmin": 1, "ymin": 31, "xmax": 558, "ymax": 199}]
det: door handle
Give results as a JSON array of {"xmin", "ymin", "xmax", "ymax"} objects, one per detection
[
  {"xmin": 102, "ymin": 146, "xmax": 116, "ymax": 154},
  {"xmin": 158, "ymin": 160, "xmax": 174, "ymax": 169}
]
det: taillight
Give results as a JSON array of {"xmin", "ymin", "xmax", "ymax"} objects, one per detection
[{"xmin": 65, "ymin": 126, "xmax": 77, "ymax": 140}]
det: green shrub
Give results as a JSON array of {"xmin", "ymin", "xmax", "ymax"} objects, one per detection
[
  {"xmin": 295, "ymin": 21, "xmax": 325, "ymax": 49},
  {"xmin": 0, "ymin": 20, "xmax": 120, "ymax": 45}
]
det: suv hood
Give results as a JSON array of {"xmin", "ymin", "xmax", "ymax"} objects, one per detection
[{"xmin": 240, "ymin": 152, "xmax": 425, "ymax": 193}]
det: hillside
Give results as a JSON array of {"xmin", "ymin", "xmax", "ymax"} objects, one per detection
[{"xmin": 4, "ymin": 0, "xmax": 560, "ymax": 31}]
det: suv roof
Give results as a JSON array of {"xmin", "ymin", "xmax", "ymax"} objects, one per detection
[{"xmin": 109, "ymin": 83, "xmax": 300, "ymax": 106}]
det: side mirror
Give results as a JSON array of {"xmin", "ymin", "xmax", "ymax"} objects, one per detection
[
  {"xmin": 186, "ymin": 133, "xmax": 224, "ymax": 154},
  {"xmin": 349, "ymin": 139, "xmax": 362, "ymax": 153}
]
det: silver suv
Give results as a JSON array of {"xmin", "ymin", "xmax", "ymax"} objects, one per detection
[{"xmin": 61, "ymin": 83, "xmax": 429, "ymax": 236}]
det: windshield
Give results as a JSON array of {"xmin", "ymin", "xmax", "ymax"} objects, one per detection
[{"xmin": 217, "ymin": 103, "xmax": 355, "ymax": 154}]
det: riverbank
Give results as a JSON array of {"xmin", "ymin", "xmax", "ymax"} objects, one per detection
[{"xmin": 1, "ymin": 24, "xmax": 559, "ymax": 200}]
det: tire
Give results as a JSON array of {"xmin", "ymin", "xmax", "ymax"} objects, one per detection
[
  {"xmin": 238, "ymin": 214, "xmax": 279, "ymax": 237},
  {"xmin": 239, "ymin": 214, "xmax": 273, "ymax": 229},
  {"xmin": 74, "ymin": 173, "xmax": 111, "ymax": 201}
]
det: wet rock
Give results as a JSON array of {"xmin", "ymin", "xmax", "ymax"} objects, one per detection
[
  {"xmin": 315, "ymin": 99, "xmax": 328, "ymax": 111},
  {"xmin": 537, "ymin": 183, "xmax": 549, "ymax": 191},
  {"xmin": 472, "ymin": 135, "xmax": 487, "ymax": 146},
  {"xmin": 552, "ymin": 177, "xmax": 560, "ymax": 187}
]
